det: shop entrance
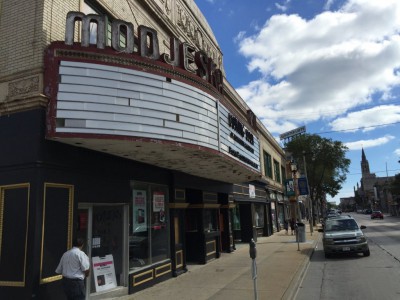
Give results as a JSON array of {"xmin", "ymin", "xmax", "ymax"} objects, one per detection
[{"xmin": 77, "ymin": 204, "xmax": 128, "ymax": 299}]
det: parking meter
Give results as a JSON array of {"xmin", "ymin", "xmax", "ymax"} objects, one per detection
[
  {"xmin": 249, "ymin": 238, "xmax": 258, "ymax": 299},
  {"xmin": 249, "ymin": 238, "xmax": 257, "ymax": 259}
]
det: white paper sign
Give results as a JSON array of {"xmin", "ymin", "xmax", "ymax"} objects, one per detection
[
  {"xmin": 249, "ymin": 184, "xmax": 255, "ymax": 198},
  {"xmin": 92, "ymin": 255, "xmax": 117, "ymax": 292},
  {"xmin": 153, "ymin": 191, "xmax": 165, "ymax": 212}
]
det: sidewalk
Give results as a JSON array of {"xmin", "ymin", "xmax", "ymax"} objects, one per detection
[{"xmin": 116, "ymin": 223, "xmax": 321, "ymax": 300}]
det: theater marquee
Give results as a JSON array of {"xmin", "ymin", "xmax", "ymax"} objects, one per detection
[{"xmin": 42, "ymin": 11, "xmax": 261, "ymax": 183}]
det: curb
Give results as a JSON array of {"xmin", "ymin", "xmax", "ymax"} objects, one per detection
[{"xmin": 281, "ymin": 232, "xmax": 321, "ymax": 300}]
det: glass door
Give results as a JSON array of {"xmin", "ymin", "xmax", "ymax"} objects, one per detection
[
  {"xmin": 91, "ymin": 206, "xmax": 124, "ymax": 293},
  {"xmin": 78, "ymin": 205, "xmax": 128, "ymax": 298}
]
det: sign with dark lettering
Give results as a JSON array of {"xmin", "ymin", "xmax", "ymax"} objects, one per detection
[
  {"xmin": 228, "ymin": 114, "xmax": 254, "ymax": 145},
  {"xmin": 219, "ymin": 104, "xmax": 260, "ymax": 171}
]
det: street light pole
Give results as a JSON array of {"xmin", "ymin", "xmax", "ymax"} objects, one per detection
[
  {"xmin": 290, "ymin": 161, "xmax": 296, "ymax": 222},
  {"xmin": 290, "ymin": 161, "xmax": 301, "ymax": 251},
  {"xmin": 303, "ymin": 152, "xmax": 313, "ymax": 236},
  {"xmin": 290, "ymin": 161, "xmax": 300, "ymax": 222}
]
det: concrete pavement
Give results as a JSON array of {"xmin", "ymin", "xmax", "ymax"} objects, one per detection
[{"xmin": 115, "ymin": 223, "xmax": 321, "ymax": 300}]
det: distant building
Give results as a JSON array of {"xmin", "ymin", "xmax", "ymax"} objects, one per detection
[
  {"xmin": 339, "ymin": 196, "xmax": 356, "ymax": 211},
  {"xmin": 356, "ymin": 148, "xmax": 394, "ymax": 213}
]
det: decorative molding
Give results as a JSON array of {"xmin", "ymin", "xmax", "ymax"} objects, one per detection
[
  {"xmin": 0, "ymin": 67, "xmax": 43, "ymax": 84},
  {"xmin": 205, "ymin": 240, "xmax": 216, "ymax": 256},
  {"xmin": 157, "ymin": 0, "xmax": 172, "ymax": 15},
  {"xmin": 1, "ymin": 74, "xmax": 47, "ymax": 115},
  {"xmin": 174, "ymin": 189, "xmax": 186, "ymax": 202},
  {"xmin": 176, "ymin": 2, "xmax": 222, "ymax": 68},
  {"xmin": 175, "ymin": 250, "xmax": 183, "ymax": 268},
  {"xmin": 132, "ymin": 269, "xmax": 154, "ymax": 286},
  {"xmin": 168, "ymin": 203, "xmax": 190, "ymax": 209},
  {"xmin": 0, "ymin": 183, "xmax": 30, "ymax": 287},
  {"xmin": 155, "ymin": 263, "xmax": 171, "ymax": 277},
  {"xmin": 0, "ymin": 95, "xmax": 48, "ymax": 116},
  {"xmin": 8, "ymin": 75, "xmax": 42, "ymax": 99},
  {"xmin": 220, "ymin": 203, "xmax": 236, "ymax": 209},
  {"xmin": 40, "ymin": 183, "xmax": 74, "ymax": 284},
  {"xmin": 188, "ymin": 203, "xmax": 221, "ymax": 209}
]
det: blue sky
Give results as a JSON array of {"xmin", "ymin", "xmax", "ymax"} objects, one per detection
[{"xmin": 194, "ymin": 0, "xmax": 400, "ymax": 203}]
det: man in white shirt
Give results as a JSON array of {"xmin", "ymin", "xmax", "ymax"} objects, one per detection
[{"xmin": 56, "ymin": 237, "xmax": 90, "ymax": 300}]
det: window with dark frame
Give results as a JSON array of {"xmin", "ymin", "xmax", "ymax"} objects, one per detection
[
  {"xmin": 274, "ymin": 160, "xmax": 281, "ymax": 183},
  {"xmin": 281, "ymin": 165, "xmax": 286, "ymax": 184},
  {"xmin": 263, "ymin": 151, "xmax": 273, "ymax": 178}
]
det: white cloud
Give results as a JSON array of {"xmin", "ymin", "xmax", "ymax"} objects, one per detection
[
  {"xmin": 395, "ymin": 148, "xmax": 400, "ymax": 156},
  {"xmin": 329, "ymin": 105, "xmax": 400, "ymax": 132},
  {"xmin": 324, "ymin": 0, "xmax": 335, "ymax": 10},
  {"xmin": 234, "ymin": 31, "xmax": 246, "ymax": 44},
  {"xmin": 275, "ymin": 0, "xmax": 291, "ymax": 12},
  {"xmin": 234, "ymin": 0, "xmax": 400, "ymax": 135},
  {"xmin": 275, "ymin": 3, "xmax": 288, "ymax": 12},
  {"xmin": 344, "ymin": 135, "xmax": 395, "ymax": 150}
]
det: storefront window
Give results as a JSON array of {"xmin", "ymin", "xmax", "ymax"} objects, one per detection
[
  {"xmin": 254, "ymin": 204, "xmax": 264, "ymax": 227},
  {"xmin": 232, "ymin": 206, "xmax": 241, "ymax": 230},
  {"xmin": 203, "ymin": 209, "xmax": 218, "ymax": 232},
  {"xmin": 271, "ymin": 202, "xmax": 277, "ymax": 232},
  {"xmin": 129, "ymin": 182, "xmax": 170, "ymax": 271},
  {"xmin": 278, "ymin": 204, "xmax": 284, "ymax": 226}
]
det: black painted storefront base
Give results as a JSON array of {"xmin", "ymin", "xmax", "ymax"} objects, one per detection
[
  {"xmin": 186, "ymin": 231, "xmax": 221, "ymax": 264},
  {"xmin": 129, "ymin": 260, "xmax": 173, "ymax": 294}
]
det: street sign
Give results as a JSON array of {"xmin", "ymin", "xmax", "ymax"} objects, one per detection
[{"xmin": 279, "ymin": 126, "xmax": 306, "ymax": 140}]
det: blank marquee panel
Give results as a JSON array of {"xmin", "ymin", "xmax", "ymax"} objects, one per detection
[{"xmin": 56, "ymin": 61, "xmax": 219, "ymax": 150}]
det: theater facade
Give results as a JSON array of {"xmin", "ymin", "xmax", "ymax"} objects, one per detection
[{"xmin": 0, "ymin": 1, "xmax": 287, "ymax": 299}]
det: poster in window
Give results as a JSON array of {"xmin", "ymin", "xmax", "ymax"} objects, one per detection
[
  {"xmin": 133, "ymin": 190, "xmax": 147, "ymax": 233},
  {"xmin": 249, "ymin": 184, "xmax": 255, "ymax": 198},
  {"xmin": 153, "ymin": 191, "xmax": 165, "ymax": 212},
  {"xmin": 79, "ymin": 212, "xmax": 88, "ymax": 230}
]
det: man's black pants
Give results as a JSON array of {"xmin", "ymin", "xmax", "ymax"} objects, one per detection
[{"xmin": 62, "ymin": 277, "xmax": 86, "ymax": 300}]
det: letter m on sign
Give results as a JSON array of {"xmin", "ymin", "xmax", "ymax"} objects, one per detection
[{"xmin": 65, "ymin": 11, "xmax": 106, "ymax": 49}]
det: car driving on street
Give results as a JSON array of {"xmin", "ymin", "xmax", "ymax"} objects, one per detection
[
  {"xmin": 371, "ymin": 211, "xmax": 384, "ymax": 219},
  {"xmin": 319, "ymin": 215, "xmax": 370, "ymax": 258}
]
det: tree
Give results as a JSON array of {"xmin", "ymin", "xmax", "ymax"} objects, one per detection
[
  {"xmin": 389, "ymin": 173, "xmax": 400, "ymax": 196},
  {"xmin": 354, "ymin": 190, "xmax": 363, "ymax": 209},
  {"xmin": 285, "ymin": 134, "xmax": 351, "ymax": 220}
]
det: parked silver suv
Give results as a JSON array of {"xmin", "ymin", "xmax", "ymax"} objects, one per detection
[{"xmin": 319, "ymin": 215, "xmax": 370, "ymax": 258}]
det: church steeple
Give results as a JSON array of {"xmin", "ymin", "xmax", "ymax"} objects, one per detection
[{"xmin": 361, "ymin": 148, "xmax": 370, "ymax": 176}]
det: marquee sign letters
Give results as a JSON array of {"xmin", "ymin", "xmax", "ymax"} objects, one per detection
[{"xmin": 65, "ymin": 12, "xmax": 223, "ymax": 93}]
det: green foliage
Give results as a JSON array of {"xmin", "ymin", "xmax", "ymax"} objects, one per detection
[
  {"xmin": 389, "ymin": 173, "xmax": 400, "ymax": 195},
  {"xmin": 354, "ymin": 190, "xmax": 363, "ymax": 207},
  {"xmin": 285, "ymin": 134, "xmax": 351, "ymax": 202}
]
